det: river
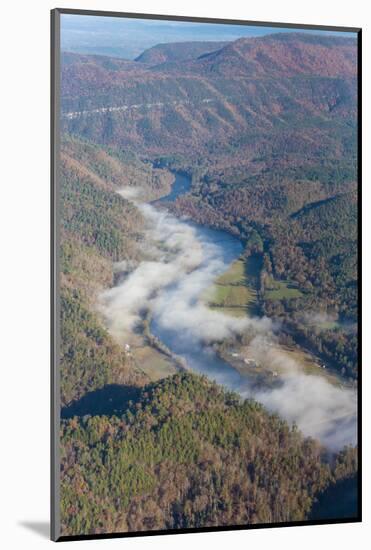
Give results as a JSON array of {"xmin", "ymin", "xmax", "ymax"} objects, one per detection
[
  {"xmin": 103, "ymin": 171, "xmax": 357, "ymax": 450},
  {"xmin": 151, "ymin": 171, "xmax": 249, "ymax": 389},
  {"xmin": 150, "ymin": 220, "xmax": 247, "ymax": 390}
]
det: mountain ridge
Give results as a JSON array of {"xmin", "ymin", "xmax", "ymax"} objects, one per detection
[
  {"xmin": 135, "ymin": 40, "xmax": 230, "ymax": 64},
  {"xmin": 61, "ymin": 32, "xmax": 356, "ymax": 159},
  {"xmin": 152, "ymin": 33, "xmax": 356, "ymax": 77}
]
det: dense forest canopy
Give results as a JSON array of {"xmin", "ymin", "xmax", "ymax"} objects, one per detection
[{"xmin": 60, "ymin": 373, "xmax": 357, "ymax": 535}]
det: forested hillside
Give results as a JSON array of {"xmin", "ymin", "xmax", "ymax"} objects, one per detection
[
  {"xmin": 60, "ymin": 372, "xmax": 357, "ymax": 536},
  {"xmin": 59, "ymin": 136, "xmax": 175, "ymax": 406},
  {"xmin": 169, "ymin": 173, "xmax": 358, "ymax": 379}
]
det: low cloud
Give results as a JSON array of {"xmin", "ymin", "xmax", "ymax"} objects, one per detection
[
  {"xmin": 239, "ymin": 335, "xmax": 357, "ymax": 450},
  {"xmin": 247, "ymin": 371, "xmax": 357, "ymax": 451},
  {"xmin": 100, "ymin": 203, "xmax": 270, "ymax": 343},
  {"xmin": 99, "ymin": 194, "xmax": 357, "ymax": 451},
  {"xmin": 117, "ymin": 187, "xmax": 142, "ymax": 200}
]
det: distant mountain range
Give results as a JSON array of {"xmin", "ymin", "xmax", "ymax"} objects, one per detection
[
  {"xmin": 145, "ymin": 33, "xmax": 357, "ymax": 77},
  {"xmin": 61, "ymin": 33, "xmax": 357, "ymax": 163}
]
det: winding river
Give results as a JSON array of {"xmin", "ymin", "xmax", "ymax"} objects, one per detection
[
  {"xmin": 102, "ymin": 171, "xmax": 357, "ymax": 450},
  {"xmin": 150, "ymin": 172, "xmax": 262, "ymax": 391},
  {"xmin": 150, "ymin": 221, "xmax": 247, "ymax": 390}
]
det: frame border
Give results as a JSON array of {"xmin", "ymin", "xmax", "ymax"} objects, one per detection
[
  {"xmin": 51, "ymin": 7, "xmax": 61, "ymax": 543},
  {"xmin": 51, "ymin": 7, "xmax": 362, "ymax": 542}
]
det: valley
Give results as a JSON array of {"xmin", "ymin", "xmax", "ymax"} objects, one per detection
[
  {"xmin": 58, "ymin": 27, "xmax": 359, "ymax": 536},
  {"xmin": 100, "ymin": 169, "xmax": 356, "ymax": 450}
]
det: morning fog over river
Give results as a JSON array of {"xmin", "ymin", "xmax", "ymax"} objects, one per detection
[{"xmin": 100, "ymin": 172, "xmax": 357, "ymax": 452}]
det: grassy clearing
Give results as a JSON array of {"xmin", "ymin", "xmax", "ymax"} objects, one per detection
[
  {"xmin": 134, "ymin": 345, "xmax": 178, "ymax": 381},
  {"xmin": 314, "ymin": 321, "xmax": 341, "ymax": 331},
  {"xmin": 279, "ymin": 345, "xmax": 345, "ymax": 386},
  {"xmin": 228, "ymin": 342, "xmax": 344, "ymax": 388},
  {"xmin": 217, "ymin": 259, "xmax": 246, "ymax": 285},
  {"xmin": 204, "ymin": 256, "xmax": 260, "ymax": 317},
  {"xmin": 264, "ymin": 276, "xmax": 303, "ymax": 301}
]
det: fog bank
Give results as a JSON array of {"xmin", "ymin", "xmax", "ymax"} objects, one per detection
[{"xmin": 99, "ymin": 193, "xmax": 357, "ymax": 451}]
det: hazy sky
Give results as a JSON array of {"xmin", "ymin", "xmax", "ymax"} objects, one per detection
[{"xmin": 61, "ymin": 14, "xmax": 356, "ymax": 60}]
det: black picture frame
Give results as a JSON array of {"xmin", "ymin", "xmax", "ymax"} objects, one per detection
[{"xmin": 51, "ymin": 8, "xmax": 362, "ymax": 542}]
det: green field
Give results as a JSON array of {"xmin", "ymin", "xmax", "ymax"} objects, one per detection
[
  {"xmin": 313, "ymin": 320, "xmax": 341, "ymax": 331},
  {"xmin": 264, "ymin": 276, "xmax": 303, "ymax": 301},
  {"xmin": 133, "ymin": 344, "xmax": 178, "ymax": 380},
  {"xmin": 204, "ymin": 256, "xmax": 261, "ymax": 317}
]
